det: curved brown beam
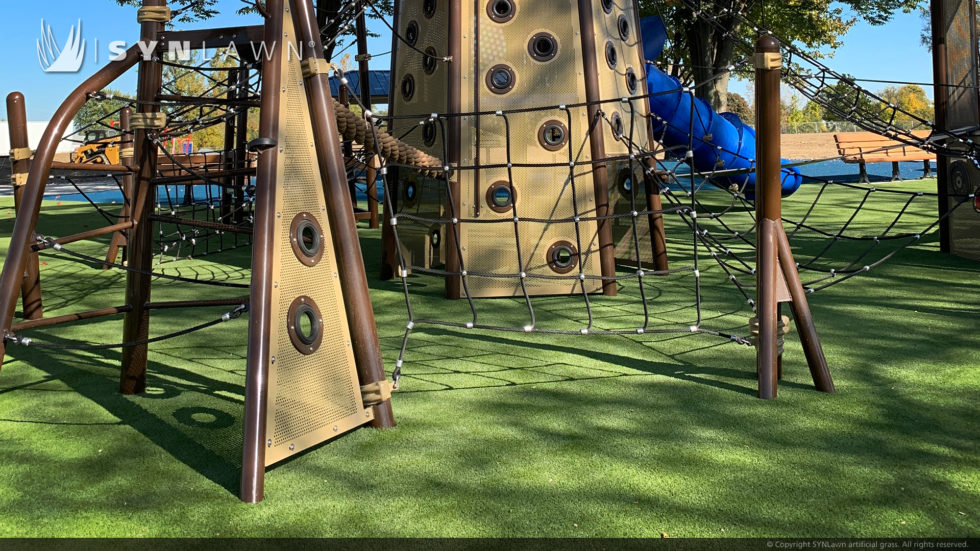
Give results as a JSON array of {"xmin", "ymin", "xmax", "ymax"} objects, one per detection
[{"xmin": 0, "ymin": 45, "xmax": 142, "ymax": 368}]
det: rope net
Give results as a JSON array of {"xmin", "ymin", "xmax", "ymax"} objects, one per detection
[{"xmin": 5, "ymin": 0, "xmax": 977, "ymax": 371}]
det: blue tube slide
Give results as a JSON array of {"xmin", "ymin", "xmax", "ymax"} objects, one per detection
[{"xmin": 641, "ymin": 17, "xmax": 802, "ymax": 197}]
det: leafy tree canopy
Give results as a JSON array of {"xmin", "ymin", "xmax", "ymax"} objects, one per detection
[{"xmin": 638, "ymin": 0, "xmax": 924, "ymax": 112}]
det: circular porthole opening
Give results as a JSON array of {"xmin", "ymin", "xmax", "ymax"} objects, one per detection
[
  {"xmin": 403, "ymin": 181, "xmax": 419, "ymax": 205},
  {"xmin": 486, "ymin": 181, "xmax": 517, "ymax": 213},
  {"xmin": 625, "ymin": 67, "xmax": 638, "ymax": 95},
  {"xmin": 287, "ymin": 297, "xmax": 323, "ymax": 355},
  {"xmin": 486, "ymin": 64, "xmax": 516, "ymax": 94},
  {"xmin": 610, "ymin": 112, "xmax": 624, "ymax": 138},
  {"xmin": 487, "ymin": 0, "xmax": 515, "ymax": 22},
  {"xmin": 601, "ymin": 0, "xmax": 614, "ymax": 14},
  {"xmin": 405, "ymin": 21, "xmax": 419, "ymax": 46},
  {"xmin": 423, "ymin": 47, "xmax": 439, "ymax": 74},
  {"xmin": 538, "ymin": 120, "xmax": 568, "ymax": 151},
  {"xmin": 605, "ymin": 42, "xmax": 618, "ymax": 69},
  {"xmin": 401, "ymin": 74, "xmax": 415, "ymax": 101},
  {"xmin": 430, "ymin": 227, "xmax": 442, "ymax": 248},
  {"xmin": 528, "ymin": 33, "xmax": 558, "ymax": 62},
  {"xmin": 423, "ymin": 0, "xmax": 436, "ymax": 18},
  {"xmin": 618, "ymin": 15, "xmax": 631, "ymax": 41},
  {"xmin": 547, "ymin": 241, "xmax": 579, "ymax": 274},
  {"xmin": 422, "ymin": 120, "xmax": 437, "ymax": 146},
  {"xmin": 950, "ymin": 161, "xmax": 971, "ymax": 195},
  {"xmin": 402, "ymin": 181, "xmax": 419, "ymax": 207},
  {"xmin": 616, "ymin": 167, "xmax": 636, "ymax": 197},
  {"xmin": 290, "ymin": 212, "xmax": 324, "ymax": 266}
]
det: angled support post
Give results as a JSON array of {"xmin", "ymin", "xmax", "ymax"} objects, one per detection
[
  {"xmin": 754, "ymin": 36, "xmax": 835, "ymax": 399},
  {"xmin": 293, "ymin": 0, "xmax": 396, "ymax": 429},
  {"xmin": 6, "ymin": 93, "xmax": 43, "ymax": 320}
]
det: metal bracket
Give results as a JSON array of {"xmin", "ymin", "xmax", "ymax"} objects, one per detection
[
  {"xmin": 301, "ymin": 58, "xmax": 331, "ymax": 78},
  {"xmin": 354, "ymin": 54, "xmax": 372, "ymax": 62},
  {"xmin": 12, "ymin": 172, "xmax": 29, "ymax": 187},
  {"xmin": 754, "ymin": 53, "xmax": 782, "ymax": 70},
  {"xmin": 130, "ymin": 113, "xmax": 168, "ymax": 131},
  {"xmin": 9, "ymin": 148, "xmax": 32, "ymax": 161},
  {"xmin": 360, "ymin": 380, "xmax": 394, "ymax": 406},
  {"xmin": 137, "ymin": 6, "xmax": 172, "ymax": 23}
]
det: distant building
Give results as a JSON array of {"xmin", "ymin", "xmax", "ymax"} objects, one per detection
[{"xmin": 0, "ymin": 121, "xmax": 77, "ymax": 157}]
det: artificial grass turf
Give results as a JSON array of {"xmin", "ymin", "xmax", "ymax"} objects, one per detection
[{"xmin": 0, "ymin": 179, "xmax": 976, "ymax": 537}]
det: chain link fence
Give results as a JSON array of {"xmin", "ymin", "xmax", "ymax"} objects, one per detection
[{"xmin": 781, "ymin": 120, "xmax": 932, "ymax": 134}]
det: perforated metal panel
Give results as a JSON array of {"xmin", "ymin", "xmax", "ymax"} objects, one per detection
[
  {"xmin": 387, "ymin": 1, "xmax": 451, "ymax": 274},
  {"xmin": 941, "ymin": 0, "xmax": 980, "ymax": 261},
  {"xmin": 387, "ymin": 0, "xmax": 659, "ymax": 296},
  {"xmin": 262, "ymin": 1, "xmax": 372, "ymax": 466},
  {"xmin": 459, "ymin": 0, "xmax": 603, "ymax": 297}
]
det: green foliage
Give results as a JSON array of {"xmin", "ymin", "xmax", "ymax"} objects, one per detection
[
  {"xmin": 880, "ymin": 84, "xmax": 934, "ymax": 126},
  {"xmin": 161, "ymin": 50, "xmax": 257, "ymax": 150},
  {"xmin": 638, "ymin": 0, "xmax": 925, "ymax": 111},
  {"xmin": 73, "ymin": 88, "xmax": 135, "ymax": 132},
  {"xmin": 725, "ymin": 92, "xmax": 754, "ymax": 123},
  {"xmin": 814, "ymin": 78, "xmax": 886, "ymax": 122}
]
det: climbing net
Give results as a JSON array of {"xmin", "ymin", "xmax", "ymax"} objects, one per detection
[{"xmin": 341, "ymin": 0, "xmax": 978, "ymax": 389}]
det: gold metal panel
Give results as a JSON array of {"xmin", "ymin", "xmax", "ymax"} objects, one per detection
[
  {"xmin": 458, "ymin": 0, "xmax": 602, "ymax": 297},
  {"xmin": 388, "ymin": 1, "xmax": 451, "ymax": 277},
  {"xmin": 590, "ymin": 0, "xmax": 652, "ymax": 156},
  {"xmin": 948, "ymin": 162, "xmax": 980, "ymax": 261},
  {"xmin": 263, "ymin": 1, "xmax": 372, "ymax": 467}
]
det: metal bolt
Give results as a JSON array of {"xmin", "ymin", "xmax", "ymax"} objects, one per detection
[
  {"xmin": 333, "ymin": 426, "xmax": 339, "ymax": 432},
  {"xmin": 267, "ymin": 439, "xmax": 272, "ymax": 447},
  {"xmin": 289, "ymin": 444, "xmax": 295, "ymax": 451}
]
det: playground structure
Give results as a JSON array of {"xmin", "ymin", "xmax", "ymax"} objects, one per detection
[{"xmin": 0, "ymin": 0, "xmax": 976, "ymax": 503}]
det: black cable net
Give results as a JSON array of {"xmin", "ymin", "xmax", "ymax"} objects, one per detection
[{"xmin": 345, "ymin": 0, "xmax": 977, "ymax": 388}]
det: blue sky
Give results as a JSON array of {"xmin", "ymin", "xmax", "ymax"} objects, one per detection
[{"xmin": 0, "ymin": 0, "xmax": 934, "ymax": 120}]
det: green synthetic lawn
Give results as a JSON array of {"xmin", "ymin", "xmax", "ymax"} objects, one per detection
[{"xmin": 0, "ymin": 180, "xmax": 976, "ymax": 537}]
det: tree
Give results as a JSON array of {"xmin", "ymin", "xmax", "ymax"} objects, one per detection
[
  {"xmin": 726, "ymin": 91, "xmax": 754, "ymax": 122},
  {"xmin": 113, "ymin": 0, "xmax": 394, "ymax": 60},
  {"xmin": 639, "ymin": 0, "xmax": 925, "ymax": 113},
  {"xmin": 73, "ymin": 88, "xmax": 135, "ymax": 131},
  {"xmin": 814, "ymin": 78, "xmax": 886, "ymax": 122},
  {"xmin": 880, "ymin": 84, "xmax": 933, "ymax": 126}
]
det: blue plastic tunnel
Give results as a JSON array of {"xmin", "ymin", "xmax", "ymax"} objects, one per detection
[{"xmin": 640, "ymin": 17, "xmax": 802, "ymax": 197}]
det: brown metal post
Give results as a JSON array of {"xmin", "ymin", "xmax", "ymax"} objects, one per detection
[
  {"xmin": 444, "ymin": 0, "xmax": 463, "ymax": 299},
  {"xmin": 234, "ymin": 64, "xmax": 250, "ymax": 226},
  {"xmin": 378, "ymin": 0, "xmax": 402, "ymax": 281},
  {"xmin": 120, "ymin": 0, "xmax": 167, "ymax": 394},
  {"xmin": 754, "ymin": 36, "xmax": 782, "ymax": 399},
  {"xmin": 356, "ymin": 11, "xmax": 380, "ymax": 229},
  {"xmin": 643, "ymin": 159, "xmax": 669, "ymax": 272},
  {"xmin": 292, "ymin": 0, "xmax": 395, "ymax": 428},
  {"xmin": 6, "ymin": 93, "xmax": 43, "ymax": 320},
  {"xmin": 106, "ymin": 107, "xmax": 134, "ymax": 267},
  {"xmin": 755, "ymin": 36, "xmax": 834, "ymax": 397},
  {"xmin": 0, "ymin": 48, "xmax": 142, "ymax": 367},
  {"xmin": 931, "ymin": 0, "xmax": 952, "ymax": 253},
  {"xmin": 221, "ymin": 69, "xmax": 240, "ymax": 223},
  {"xmin": 241, "ymin": 0, "xmax": 284, "ymax": 504},
  {"xmin": 578, "ymin": 0, "xmax": 617, "ymax": 296}
]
